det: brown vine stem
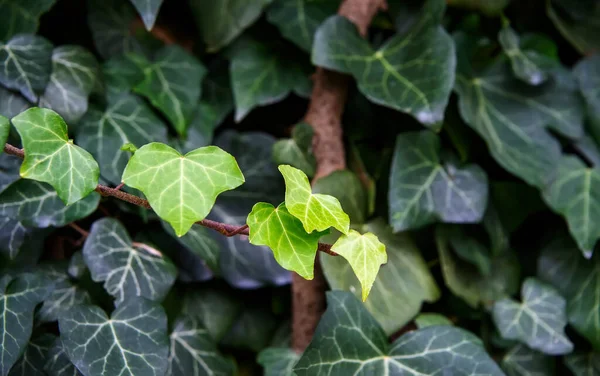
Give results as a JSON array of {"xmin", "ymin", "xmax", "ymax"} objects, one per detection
[{"xmin": 3, "ymin": 143, "xmax": 338, "ymax": 256}]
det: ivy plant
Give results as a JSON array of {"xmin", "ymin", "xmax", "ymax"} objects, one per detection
[{"xmin": 0, "ymin": 0, "xmax": 599, "ymax": 375}]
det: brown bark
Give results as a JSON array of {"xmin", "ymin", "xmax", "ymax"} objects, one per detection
[{"xmin": 292, "ymin": 0, "xmax": 387, "ymax": 353}]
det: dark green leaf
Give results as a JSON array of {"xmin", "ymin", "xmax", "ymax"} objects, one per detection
[
  {"xmin": 565, "ymin": 352, "xmax": 600, "ymax": 376},
  {"xmin": 0, "ymin": 272, "xmax": 51, "ymax": 375},
  {"xmin": 388, "ymin": 131, "xmax": 488, "ymax": 232},
  {"xmin": 68, "ymin": 251, "xmax": 86, "ymax": 279},
  {"xmin": 220, "ymin": 307, "xmax": 278, "ymax": 352},
  {"xmin": 0, "ymin": 116, "xmax": 8, "ymax": 147},
  {"xmin": 445, "ymin": 225, "xmax": 492, "ymax": 275},
  {"xmin": 102, "ymin": 54, "xmax": 145, "ymax": 94},
  {"xmin": 8, "ymin": 333, "xmax": 55, "ymax": 376},
  {"xmin": 0, "ymin": 217, "xmax": 30, "ymax": 260},
  {"xmin": 313, "ymin": 0, "xmax": 455, "ymax": 127},
  {"xmin": 0, "ymin": 179, "xmax": 100, "ymax": 228},
  {"xmin": 313, "ymin": 170, "xmax": 366, "ymax": 224},
  {"xmin": 59, "ymin": 298, "xmax": 169, "ymax": 376},
  {"xmin": 161, "ymin": 221, "xmax": 220, "ymax": 274},
  {"xmin": 440, "ymin": 0, "xmax": 509, "ymax": 16},
  {"xmin": 0, "ymin": 0, "xmax": 57, "ymax": 41},
  {"xmin": 272, "ymin": 122, "xmax": 316, "ymax": 178},
  {"xmin": 547, "ymin": 0, "xmax": 600, "ymax": 55},
  {"xmin": 0, "ymin": 35, "xmax": 52, "ymax": 102},
  {"xmin": 257, "ymin": 347, "xmax": 298, "ymax": 376},
  {"xmin": 498, "ymin": 24, "xmax": 547, "ymax": 85},
  {"xmin": 294, "ymin": 291, "xmax": 504, "ymax": 375},
  {"xmin": 0, "ymin": 87, "xmax": 29, "ymax": 118},
  {"xmin": 502, "ymin": 344, "xmax": 555, "ymax": 376},
  {"xmin": 44, "ymin": 338, "xmax": 83, "ymax": 376},
  {"xmin": 414, "ymin": 313, "xmax": 453, "ymax": 328},
  {"xmin": 167, "ymin": 316, "xmax": 235, "ymax": 376},
  {"xmin": 574, "ymin": 54, "xmax": 600, "ymax": 142},
  {"xmin": 129, "ymin": 0, "xmax": 164, "ymax": 31},
  {"xmin": 492, "ymin": 278, "xmax": 573, "ymax": 355},
  {"xmin": 83, "ymin": 218, "xmax": 177, "ymax": 304}
]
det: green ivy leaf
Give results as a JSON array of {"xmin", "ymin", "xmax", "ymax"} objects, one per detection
[
  {"xmin": 321, "ymin": 219, "xmax": 439, "ymax": 334},
  {"xmin": 258, "ymin": 347, "xmax": 299, "ymax": 376},
  {"xmin": 102, "ymin": 53, "xmax": 145, "ymax": 94},
  {"xmin": 0, "ymin": 87, "xmax": 29, "ymax": 119},
  {"xmin": 565, "ymin": 352, "xmax": 600, "ymax": 376},
  {"xmin": 542, "ymin": 156, "xmax": 600, "ymax": 257},
  {"xmin": 267, "ymin": 0, "xmax": 339, "ymax": 52},
  {"xmin": 0, "ymin": 0, "xmax": 57, "ymax": 41},
  {"xmin": 0, "ymin": 115, "xmax": 8, "ymax": 148},
  {"xmin": 330, "ymin": 230, "xmax": 386, "ymax": 301},
  {"xmin": 538, "ymin": 235, "xmax": 600, "ymax": 351},
  {"xmin": 492, "ymin": 278, "xmax": 573, "ymax": 355},
  {"xmin": 129, "ymin": 0, "xmax": 164, "ymax": 30},
  {"xmin": 83, "ymin": 218, "xmax": 177, "ymax": 304},
  {"xmin": 220, "ymin": 307, "xmax": 279, "ymax": 352},
  {"xmin": 0, "ymin": 35, "xmax": 52, "ymax": 103},
  {"xmin": 272, "ymin": 122, "xmax": 316, "ymax": 178},
  {"xmin": 167, "ymin": 316, "xmax": 235, "ymax": 376},
  {"xmin": 230, "ymin": 38, "xmax": 311, "ymax": 121},
  {"xmin": 189, "ymin": 0, "xmax": 273, "ymax": 52},
  {"xmin": 574, "ymin": 55, "xmax": 600, "ymax": 142},
  {"xmin": 389, "ymin": 131, "xmax": 488, "ymax": 232},
  {"xmin": 0, "ymin": 218, "xmax": 29, "ymax": 260},
  {"xmin": 161, "ymin": 221, "xmax": 220, "ymax": 274},
  {"xmin": 8, "ymin": 333, "xmax": 55, "ymax": 376},
  {"xmin": 498, "ymin": 24, "xmax": 547, "ymax": 85},
  {"xmin": 415, "ymin": 313, "xmax": 453, "ymax": 328},
  {"xmin": 313, "ymin": 170, "xmax": 367, "ymax": 224},
  {"xmin": 134, "ymin": 45, "xmax": 207, "ymax": 136},
  {"xmin": 59, "ymin": 298, "xmax": 169, "ymax": 376},
  {"xmin": 0, "ymin": 180, "xmax": 100, "ymax": 228},
  {"xmin": 0, "ymin": 272, "xmax": 51, "ymax": 375},
  {"xmin": 279, "ymin": 164, "xmax": 349, "ymax": 234},
  {"xmin": 445, "ymin": 225, "xmax": 492, "ymax": 275},
  {"xmin": 44, "ymin": 338, "xmax": 83, "ymax": 376},
  {"xmin": 39, "ymin": 46, "xmax": 100, "ymax": 124},
  {"xmin": 12, "ymin": 108, "xmax": 100, "ymax": 205},
  {"xmin": 454, "ymin": 32, "xmax": 584, "ymax": 187},
  {"xmin": 122, "ymin": 142, "xmax": 245, "ymax": 236},
  {"xmin": 313, "ymin": 0, "xmax": 455, "ymax": 127},
  {"xmin": 502, "ymin": 344, "xmax": 555, "ymax": 376},
  {"xmin": 78, "ymin": 93, "xmax": 168, "ymax": 185},
  {"xmin": 247, "ymin": 202, "xmax": 323, "ymax": 280},
  {"xmin": 294, "ymin": 291, "xmax": 504, "ymax": 375},
  {"xmin": 547, "ymin": 0, "xmax": 600, "ymax": 55}
]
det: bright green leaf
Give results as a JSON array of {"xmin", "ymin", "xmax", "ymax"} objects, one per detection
[
  {"xmin": 0, "ymin": 272, "xmax": 51, "ymax": 375},
  {"xmin": 331, "ymin": 230, "xmax": 386, "ymax": 301},
  {"xmin": 258, "ymin": 347, "xmax": 299, "ymax": 376},
  {"xmin": 294, "ymin": 291, "xmax": 504, "ymax": 375},
  {"xmin": 0, "ymin": 35, "xmax": 52, "ymax": 103},
  {"xmin": 492, "ymin": 278, "xmax": 573, "ymax": 355},
  {"xmin": 0, "ymin": 179, "xmax": 99, "ymax": 228},
  {"xmin": 499, "ymin": 24, "xmax": 547, "ymax": 85},
  {"xmin": 313, "ymin": 170, "xmax": 367, "ymax": 224},
  {"xmin": 39, "ymin": 46, "xmax": 100, "ymax": 124},
  {"xmin": 59, "ymin": 298, "xmax": 169, "ymax": 376},
  {"xmin": 134, "ymin": 45, "xmax": 206, "ymax": 136},
  {"xmin": 313, "ymin": 0, "xmax": 455, "ymax": 127},
  {"xmin": 415, "ymin": 313, "xmax": 453, "ymax": 328},
  {"xmin": 565, "ymin": 352, "xmax": 600, "ymax": 376},
  {"xmin": 247, "ymin": 202, "xmax": 323, "ymax": 280},
  {"xmin": 279, "ymin": 164, "xmax": 349, "ymax": 234},
  {"xmin": 8, "ymin": 333, "xmax": 55, "ymax": 376},
  {"xmin": 12, "ymin": 108, "xmax": 100, "ymax": 205},
  {"xmin": 267, "ymin": 0, "xmax": 339, "ymax": 52},
  {"xmin": 167, "ymin": 316, "xmax": 235, "ymax": 376},
  {"xmin": 44, "ymin": 338, "xmax": 83, "ymax": 376},
  {"xmin": 322, "ymin": 219, "xmax": 439, "ymax": 335},
  {"xmin": 78, "ymin": 92, "xmax": 168, "ymax": 185},
  {"xmin": 389, "ymin": 131, "xmax": 488, "ymax": 232},
  {"xmin": 83, "ymin": 218, "xmax": 177, "ymax": 304},
  {"xmin": 574, "ymin": 55, "xmax": 600, "ymax": 142},
  {"xmin": 122, "ymin": 142, "xmax": 245, "ymax": 236},
  {"xmin": 129, "ymin": 0, "xmax": 164, "ymax": 30},
  {"xmin": 502, "ymin": 344, "xmax": 555, "ymax": 376},
  {"xmin": 0, "ymin": 0, "xmax": 57, "ymax": 41}
]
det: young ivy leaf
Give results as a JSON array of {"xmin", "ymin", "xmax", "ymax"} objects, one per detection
[
  {"xmin": 279, "ymin": 164, "xmax": 350, "ymax": 234},
  {"xmin": 12, "ymin": 108, "xmax": 100, "ymax": 205},
  {"xmin": 247, "ymin": 202, "xmax": 324, "ymax": 279},
  {"xmin": 331, "ymin": 230, "xmax": 387, "ymax": 301},
  {"xmin": 122, "ymin": 142, "xmax": 245, "ymax": 236}
]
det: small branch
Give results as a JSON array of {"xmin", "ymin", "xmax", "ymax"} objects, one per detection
[
  {"xmin": 132, "ymin": 241, "xmax": 163, "ymax": 257},
  {"xmin": 3, "ymin": 143, "xmax": 338, "ymax": 256},
  {"xmin": 114, "ymin": 182, "xmax": 124, "ymax": 191},
  {"xmin": 68, "ymin": 223, "xmax": 89, "ymax": 237}
]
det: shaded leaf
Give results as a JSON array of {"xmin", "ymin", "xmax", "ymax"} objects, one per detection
[
  {"xmin": 59, "ymin": 298, "xmax": 169, "ymax": 376},
  {"xmin": 498, "ymin": 24, "xmax": 547, "ymax": 85},
  {"xmin": 102, "ymin": 53, "xmax": 145, "ymax": 94},
  {"xmin": 313, "ymin": 0, "xmax": 455, "ymax": 127},
  {"xmin": 441, "ymin": 0, "xmax": 509, "ymax": 16},
  {"xmin": 123, "ymin": 143, "xmax": 245, "ymax": 236},
  {"xmin": 0, "ymin": 87, "xmax": 29, "ymax": 119},
  {"xmin": 83, "ymin": 218, "xmax": 177, "ymax": 304},
  {"xmin": 0, "ymin": 116, "xmax": 8, "ymax": 147},
  {"xmin": 0, "ymin": 179, "xmax": 99, "ymax": 228},
  {"xmin": 78, "ymin": 92, "xmax": 168, "ymax": 185},
  {"xmin": 129, "ymin": 0, "xmax": 164, "ymax": 30},
  {"xmin": 547, "ymin": 0, "xmax": 600, "ymax": 55},
  {"xmin": 280, "ymin": 164, "xmax": 349, "ymax": 234},
  {"xmin": 313, "ymin": 169, "xmax": 366, "ymax": 224},
  {"xmin": 220, "ymin": 307, "xmax": 278, "ymax": 352},
  {"xmin": 161, "ymin": 221, "xmax": 220, "ymax": 274},
  {"xmin": 134, "ymin": 45, "xmax": 206, "ymax": 136},
  {"xmin": 388, "ymin": 131, "xmax": 488, "ymax": 232},
  {"xmin": 565, "ymin": 352, "xmax": 600, "ymax": 376},
  {"xmin": 445, "ymin": 225, "xmax": 491, "ymax": 275},
  {"xmin": 0, "ymin": 0, "xmax": 57, "ymax": 41},
  {"xmin": 272, "ymin": 122, "xmax": 316, "ymax": 178},
  {"xmin": 415, "ymin": 313, "xmax": 453, "ymax": 328},
  {"xmin": 0, "ymin": 217, "xmax": 30, "ymax": 260},
  {"xmin": 67, "ymin": 251, "xmax": 86, "ymax": 279},
  {"xmin": 44, "ymin": 338, "xmax": 83, "ymax": 376},
  {"xmin": 257, "ymin": 347, "xmax": 298, "ymax": 376},
  {"xmin": 492, "ymin": 278, "xmax": 573, "ymax": 355},
  {"xmin": 167, "ymin": 316, "xmax": 235, "ymax": 376},
  {"xmin": 294, "ymin": 291, "xmax": 504, "ymax": 375},
  {"xmin": 12, "ymin": 108, "xmax": 100, "ymax": 205},
  {"xmin": 502, "ymin": 344, "xmax": 555, "ymax": 376},
  {"xmin": 0, "ymin": 35, "xmax": 52, "ymax": 102},
  {"xmin": 574, "ymin": 54, "xmax": 600, "ymax": 141},
  {"xmin": 8, "ymin": 333, "xmax": 55, "ymax": 376}
]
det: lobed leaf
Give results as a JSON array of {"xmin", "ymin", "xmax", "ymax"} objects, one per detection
[
  {"xmin": 8, "ymin": 333, "xmax": 55, "ymax": 376},
  {"xmin": 44, "ymin": 338, "xmax": 83, "ymax": 376},
  {"xmin": 501, "ymin": 344, "xmax": 555, "ymax": 376},
  {"xmin": 313, "ymin": 170, "xmax": 367, "ymax": 224}
]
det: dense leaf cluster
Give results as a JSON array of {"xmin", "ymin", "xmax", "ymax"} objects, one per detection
[{"xmin": 0, "ymin": 0, "xmax": 599, "ymax": 375}]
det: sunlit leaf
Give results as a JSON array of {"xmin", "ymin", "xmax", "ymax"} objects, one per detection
[
  {"xmin": 279, "ymin": 164, "xmax": 349, "ymax": 234},
  {"xmin": 258, "ymin": 347, "xmax": 298, "ymax": 376},
  {"xmin": 129, "ymin": 0, "xmax": 164, "ymax": 30},
  {"xmin": 492, "ymin": 278, "xmax": 573, "ymax": 355},
  {"xmin": 313, "ymin": 0, "xmax": 455, "ymax": 127},
  {"xmin": 59, "ymin": 298, "xmax": 169, "ymax": 376},
  {"xmin": 313, "ymin": 170, "xmax": 366, "ymax": 224},
  {"xmin": 502, "ymin": 344, "xmax": 555, "ymax": 376},
  {"xmin": 83, "ymin": 218, "xmax": 177, "ymax": 304},
  {"xmin": 122, "ymin": 142, "xmax": 245, "ymax": 236},
  {"xmin": 388, "ymin": 131, "xmax": 488, "ymax": 232},
  {"xmin": 12, "ymin": 108, "xmax": 100, "ymax": 205},
  {"xmin": 294, "ymin": 291, "xmax": 504, "ymax": 375},
  {"xmin": 247, "ymin": 202, "xmax": 323, "ymax": 279},
  {"xmin": 0, "ymin": 0, "xmax": 57, "ymax": 41},
  {"xmin": 0, "ymin": 35, "xmax": 52, "ymax": 103},
  {"xmin": 8, "ymin": 333, "xmax": 55, "ymax": 376},
  {"xmin": 44, "ymin": 338, "xmax": 83, "ymax": 376},
  {"xmin": 498, "ymin": 24, "xmax": 547, "ymax": 85}
]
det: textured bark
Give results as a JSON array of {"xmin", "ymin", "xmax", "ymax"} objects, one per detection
[{"xmin": 292, "ymin": 0, "xmax": 387, "ymax": 353}]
